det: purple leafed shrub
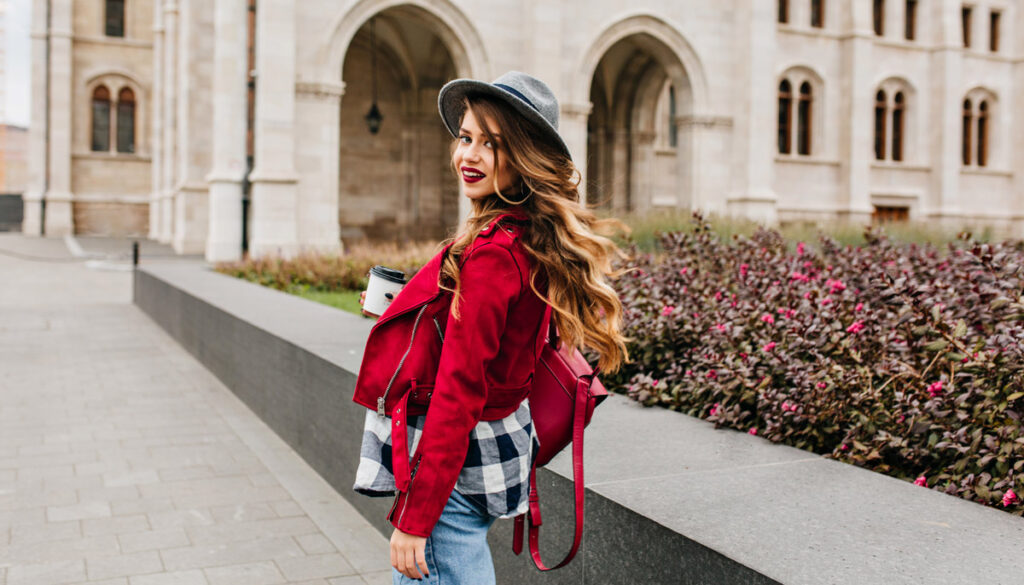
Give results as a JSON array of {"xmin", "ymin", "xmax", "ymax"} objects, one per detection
[{"xmin": 606, "ymin": 215, "xmax": 1024, "ymax": 514}]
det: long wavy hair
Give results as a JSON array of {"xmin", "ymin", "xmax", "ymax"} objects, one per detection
[{"xmin": 438, "ymin": 93, "xmax": 630, "ymax": 374}]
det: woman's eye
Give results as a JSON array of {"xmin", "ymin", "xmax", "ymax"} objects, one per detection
[
  {"xmin": 459, "ymin": 136, "xmax": 471, "ymax": 144},
  {"xmin": 484, "ymin": 141, "xmax": 493, "ymax": 149}
]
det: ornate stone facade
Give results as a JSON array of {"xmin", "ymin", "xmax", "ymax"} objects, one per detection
[{"xmin": 26, "ymin": 0, "xmax": 1024, "ymax": 257}]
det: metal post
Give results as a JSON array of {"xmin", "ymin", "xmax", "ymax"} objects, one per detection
[{"xmin": 132, "ymin": 240, "xmax": 139, "ymax": 267}]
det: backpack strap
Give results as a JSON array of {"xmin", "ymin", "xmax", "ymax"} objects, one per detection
[{"xmin": 512, "ymin": 372, "xmax": 591, "ymax": 570}]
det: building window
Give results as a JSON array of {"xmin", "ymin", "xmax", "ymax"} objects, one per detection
[
  {"xmin": 810, "ymin": 0, "xmax": 825, "ymax": 28},
  {"xmin": 91, "ymin": 86, "xmax": 112, "ymax": 151},
  {"xmin": 779, "ymin": 0, "xmax": 789, "ymax": 24},
  {"xmin": 873, "ymin": 205, "xmax": 909, "ymax": 223},
  {"xmin": 874, "ymin": 0, "xmax": 885, "ymax": 36},
  {"xmin": 874, "ymin": 90, "xmax": 887, "ymax": 160},
  {"xmin": 990, "ymin": 11, "xmax": 1000, "ymax": 52},
  {"xmin": 668, "ymin": 86, "xmax": 678, "ymax": 148},
  {"xmin": 116, "ymin": 88, "xmax": 135, "ymax": 153},
  {"xmin": 892, "ymin": 92, "xmax": 905, "ymax": 162},
  {"xmin": 962, "ymin": 99, "xmax": 972, "ymax": 165},
  {"xmin": 905, "ymin": 0, "xmax": 917, "ymax": 40},
  {"xmin": 962, "ymin": 6, "xmax": 972, "ymax": 48},
  {"xmin": 797, "ymin": 82, "xmax": 813, "ymax": 155},
  {"xmin": 778, "ymin": 80, "xmax": 792, "ymax": 154},
  {"xmin": 105, "ymin": 0, "xmax": 125, "ymax": 37},
  {"xmin": 977, "ymin": 101, "xmax": 988, "ymax": 167}
]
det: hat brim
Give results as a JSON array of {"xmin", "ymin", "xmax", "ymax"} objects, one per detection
[{"xmin": 438, "ymin": 79, "xmax": 573, "ymax": 161}]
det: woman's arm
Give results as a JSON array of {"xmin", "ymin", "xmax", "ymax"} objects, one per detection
[{"xmin": 388, "ymin": 241, "xmax": 524, "ymax": 537}]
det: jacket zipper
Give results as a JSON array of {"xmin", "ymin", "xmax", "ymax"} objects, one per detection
[
  {"xmin": 397, "ymin": 453, "xmax": 423, "ymax": 526},
  {"xmin": 432, "ymin": 316, "xmax": 445, "ymax": 342},
  {"xmin": 377, "ymin": 304, "xmax": 429, "ymax": 417}
]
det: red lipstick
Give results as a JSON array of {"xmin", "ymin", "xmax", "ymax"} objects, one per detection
[{"xmin": 461, "ymin": 166, "xmax": 485, "ymax": 184}]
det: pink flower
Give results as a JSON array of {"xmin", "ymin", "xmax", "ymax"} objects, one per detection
[
  {"xmin": 1002, "ymin": 489, "xmax": 1019, "ymax": 507},
  {"xmin": 803, "ymin": 292, "xmax": 812, "ymax": 299},
  {"xmin": 761, "ymin": 314, "xmax": 775, "ymax": 325},
  {"xmin": 790, "ymin": 271, "xmax": 811, "ymax": 283},
  {"xmin": 693, "ymin": 312, "xmax": 700, "ymax": 319},
  {"xmin": 685, "ymin": 369, "xmax": 693, "ymax": 376},
  {"xmin": 740, "ymin": 263, "xmax": 749, "ymax": 277},
  {"xmin": 681, "ymin": 286, "xmax": 687, "ymax": 294},
  {"xmin": 817, "ymin": 382, "xmax": 827, "ymax": 389},
  {"xmin": 713, "ymin": 323, "xmax": 727, "ymax": 332},
  {"xmin": 827, "ymin": 279, "xmax": 847, "ymax": 294},
  {"xmin": 803, "ymin": 261, "xmax": 814, "ymax": 270},
  {"xmin": 706, "ymin": 370, "xmax": 718, "ymax": 380},
  {"xmin": 709, "ymin": 402, "xmax": 720, "ymax": 416},
  {"xmin": 914, "ymin": 476, "xmax": 927, "ymax": 487},
  {"xmin": 714, "ymin": 290, "xmax": 723, "ymax": 301},
  {"xmin": 782, "ymin": 401, "xmax": 795, "ymax": 412},
  {"xmin": 926, "ymin": 381, "xmax": 944, "ymax": 397},
  {"xmin": 748, "ymin": 428, "xmax": 758, "ymax": 435},
  {"xmin": 786, "ymin": 309, "xmax": 797, "ymax": 319},
  {"xmin": 661, "ymin": 305, "xmax": 675, "ymax": 317},
  {"xmin": 855, "ymin": 302, "xmax": 864, "ymax": 312},
  {"xmin": 897, "ymin": 415, "xmax": 905, "ymax": 423},
  {"xmin": 762, "ymin": 342, "xmax": 777, "ymax": 352},
  {"xmin": 739, "ymin": 352, "xmax": 748, "ymax": 359},
  {"xmin": 821, "ymin": 298, "xmax": 832, "ymax": 306},
  {"xmin": 846, "ymin": 321, "xmax": 865, "ymax": 334},
  {"xmin": 679, "ymin": 267, "xmax": 688, "ymax": 275},
  {"xmin": 797, "ymin": 242, "xmax": 806, "ymax": 255},
  {"xmin": 840, "ymin": 444, "xmax": 849, "ymax": 451}
]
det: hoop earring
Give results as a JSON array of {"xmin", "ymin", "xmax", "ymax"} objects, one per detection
[{"xmin": 495, "ymin": 182, "xmax": 533, "ymax": 206}]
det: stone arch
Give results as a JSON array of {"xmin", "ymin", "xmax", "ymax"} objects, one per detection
[
  {"xmin": 332, "ymin": 3, "xmax": 477, "ymax": 241},
  {"xmin": 575, "ymin": 13, "xmax": 708, "ymax": 115},
  {"xmin": 319, "ymin": 0, "xmax": 489, "ymax": 84},
  {"xmin": 581, "ymin": 15, "xmax": 704, "ymax": 213}
]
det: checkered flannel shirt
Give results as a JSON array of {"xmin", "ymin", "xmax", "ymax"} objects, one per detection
[{"xmin": 353, "ymin": 399, "xmax": 539, "ymax": 519}]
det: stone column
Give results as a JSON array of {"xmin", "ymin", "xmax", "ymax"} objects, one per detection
[
  {"xmin": 1013, "ymin": 9, "xmax": 1024, "ymax": 238},
  {"xmin": 160, "ymin": 0, "xmax": 178, "ymax": 243},
  {"xmin": 205, "ymin": 0, "xmax": 249, "ymax": 262},
  {"xmin": 727, "ymin": 0, "xmax": 778, "ymax": 224},
  {"xmin": 928, "ymin": 0, "xmax": 964, "ymax": 224},
  {"xmin": 629, "ymin": 131, "xmax": 657, "ymax": 214},
  {"xmin": 610, "ymin": 128, "xmax": 630, "ymax": 211},
  {"xmin": 560, "ymin": 102, "xmax": 591, "ymax": 204},
  {"xmin": 294, "ymin": 82, "xmax": 343, "ymax": 255},
  {"xmin": 249, "ymin": 0, "xmax": 299, "ymax": 258},
  {"xmin": 172, "ymin": 0, "xmax": 213, "ymax": 255},
  {"xmin": 837, "ymin": 1, "xmax": 875, "ymax": 223},
  {"xmin": 149, "ymin": 2, "xmax": 164, "ymax": 240},
  {"xmin": 42, "ymin": 0, "xmax": 74, "ymax": 235},
  {"xmin": 22, "ymin": 0, "xmax": 49, "ymax": 235}
]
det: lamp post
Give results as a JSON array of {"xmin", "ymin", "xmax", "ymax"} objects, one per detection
[{"xmin": 365, "ymin": 18, "xmax": 383, "ymax": 134}]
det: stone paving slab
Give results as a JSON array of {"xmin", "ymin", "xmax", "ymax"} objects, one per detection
[{"xmin": 0, "ymin": 235, "xmax": 391, "ymax": 585}]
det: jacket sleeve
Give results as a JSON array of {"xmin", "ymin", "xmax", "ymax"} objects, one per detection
[{"xmin": 388, "ymin": 241, "xmax": 523, "ymax": 536}]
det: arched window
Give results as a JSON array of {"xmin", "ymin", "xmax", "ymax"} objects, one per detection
[
  {"xmin": 874, "ymin": 0, "xmax": 885, "ymax": 35},
  {"xmin": 905, "ymin": 0, "xmax": 917, "ymax": 40},
  {"xmin": 962, "ymin": 99, "xmax": 972, "ymax": 165},
  {"xmin": 779, "ymin": 0, "xmax": 789, "ymax": 23},
  {"xmin": 977, "ymin": 101, "xmax": 988, "ymax": 167},
  {"xmin": 892, "ymin": 92, "xmax": 905, "ymax": 161},
  {"xmin": 797, "ymin": 82, "xmax": 812, "ymax": 155},
  {"xmin": 778, "ymin": 80, "xmax": 793, "ymax": 154},
  {"xmin": 91, "ymin": 86, "xmax": 112, "ymax": 152},
  {"xmin": 811, "ymin": 0, "xmax": 825, "ymax": 28},
  {"xmin": 105, "ymin": 0, "xmax": 125, "ymax": 38},
  {"xmin": 874, "ymin": 90, "xmax": 887, "ymax": 160},
  {"xmin": 116, "ymin": 88, "xmax": 136, "ymax": 153}
]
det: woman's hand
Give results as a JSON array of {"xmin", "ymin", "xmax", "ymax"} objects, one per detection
[
  {"xmin": 359, "ymin": 290, "xmax": 381, "ymax": 319},
  {"xmin": 390, "ymin": 528, "xmax": 429, "ymax": 580}
]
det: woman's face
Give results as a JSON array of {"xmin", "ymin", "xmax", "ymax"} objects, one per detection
[{"xmin": 453, "ymin": 107, "xmax": 521, "ymax": 200}]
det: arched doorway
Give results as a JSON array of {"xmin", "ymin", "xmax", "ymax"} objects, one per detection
[
  {"xmin": 586, "ymin": 33, "xmax": 695, "ymax": 214},
  {"xmin": 338, "ymin": 6, "xmax": 464, "ymax": 242}
]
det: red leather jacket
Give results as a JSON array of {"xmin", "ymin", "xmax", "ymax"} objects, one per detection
[{"xmin": 352, "ymin": 210, "xmax": 548, "ymax": 537}]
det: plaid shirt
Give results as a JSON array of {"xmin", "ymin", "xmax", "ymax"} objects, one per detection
[{"xmin": 354, "ymin": 399, "xmax": 538, "ymax": 519}]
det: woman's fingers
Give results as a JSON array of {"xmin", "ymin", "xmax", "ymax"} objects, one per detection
[
  {"xmin": 404, "ymin": 548, "xmax": 423, "ymax": 579},
  {"xmin": 415, "ymin": 542, "xmax": 430, "ymax": 578},
  {"xmin": 359, "ymin": 291, "xmax": 366, "ymax": 306}
]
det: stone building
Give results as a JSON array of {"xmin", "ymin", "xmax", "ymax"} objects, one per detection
[{"xmin": 24, "ymin": 0, "xmax": 1024, "ymax": 260}]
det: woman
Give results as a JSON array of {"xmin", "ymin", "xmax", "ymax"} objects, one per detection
[{"xmin": 352, "ymin": 71, "xmax": 629, "ymax": 584}]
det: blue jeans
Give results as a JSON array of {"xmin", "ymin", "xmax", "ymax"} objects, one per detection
[{"xmin": 392, "ymin": 488, "xmax": 497, "ymax": 585}]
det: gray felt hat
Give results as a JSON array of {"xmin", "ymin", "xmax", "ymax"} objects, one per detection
[{"xmin": 437, "ymin": 71, "xmax": 572, "ymax": 160}]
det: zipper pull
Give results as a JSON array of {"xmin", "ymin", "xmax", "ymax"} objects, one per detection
[{"xmin": 377, "ymin": 396, "xmax": 385, "ymax": 418}]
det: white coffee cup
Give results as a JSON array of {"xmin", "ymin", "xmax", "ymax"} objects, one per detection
[{"xmin": 364, "ymin": 266, "xmax": 406, "ymax": 317}]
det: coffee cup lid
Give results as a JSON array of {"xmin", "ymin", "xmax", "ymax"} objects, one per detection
[{"xmin": 370, "ymin": 265, "xmax": 407, "ymax": 284}]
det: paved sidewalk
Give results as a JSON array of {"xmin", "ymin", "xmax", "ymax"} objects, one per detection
[{"xmin": 0, "ymin": 234, "xmax": 391, "ymax": 585}]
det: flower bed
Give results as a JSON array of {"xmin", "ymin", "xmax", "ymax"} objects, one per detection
[{"xmin": 605, "ymin": 215, "xmax": 1024, "ymax": 514}]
